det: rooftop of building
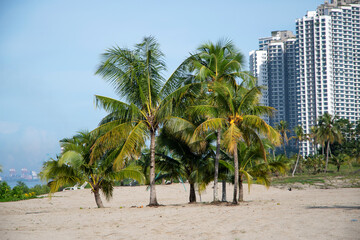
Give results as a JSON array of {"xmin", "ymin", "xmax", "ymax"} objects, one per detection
[{"xmin": 318, "ymin": 0, "xmax": 360, "ymax": 15}]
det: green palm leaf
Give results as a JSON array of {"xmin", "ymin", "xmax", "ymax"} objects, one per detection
[{"xmin": 113, "ymin": 121, "xmax": 148, "ymax": 170}]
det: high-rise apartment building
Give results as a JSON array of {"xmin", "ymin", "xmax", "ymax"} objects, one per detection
[
  {"xmin": 296, "ymin": 0, "xmax": 360, "ymax": 155},
  {"xmin": 249, "ymin": 31, "xmax": 298, "ymax": 130},
  {"xmin": 296, "ymin": 11, "xmax": 335, "ymax": 155},
  {"xmin": 250, "ymin": 0, "xmax": 360, "ymax": 156}
]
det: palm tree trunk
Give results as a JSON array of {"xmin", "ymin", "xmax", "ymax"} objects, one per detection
[
  {"xmin": 324, "ymin": 141, "xmax": 330, "ymax": 173},
  {"xmin": 221, "ymin": 180, "xmax": 227, "ymax": 202},
  {"xmin": 189, "ymin": 182, "xmax": 196, "ymax": 203},
  {"xmin": 149, "ymin": 129, "xmax": 158, "ymax": 206},
  {"xmin": 233, "ymin": 144, "xmax": 238, "ymax": 204},
  {"xmin": 283, "ymin": 144, "xmax": 287, "ymax": 158},
  {"xmin": 272, "ymin": 149, "xmax": 276, "ymax": 159},
  {"xmin": 292, "ymin": 147, "xmax": 301, "ymax": 177},
  {"xmin": 238, "ymin": 174, "xmax": 243, "ymax": 202},
  {"xmin": 213, "ymin": 129, "xmax": 221, "ymax": 202},
  {"xmin": 93, "ymin": 188, "xmax": 104, "ymax": 208}
]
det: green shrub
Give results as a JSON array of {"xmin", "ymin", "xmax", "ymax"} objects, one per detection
[
  {"xmin": 0, "ymin": 181, "xmax": 12, "ymax": 199},
  {"xmin": 0, "ymin": 181, "xmax": 50, "ymax": 202},
  {"xmin": 30, "ymin": 184, "xmax": 50, "ymax": 195}
]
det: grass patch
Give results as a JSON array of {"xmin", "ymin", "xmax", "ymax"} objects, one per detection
[
  {"xmin": 272, "ymin": 176, "xmax": 325, "ymax": 185},
  {"xmin": 270, "ymin": 164, "xmax": 360, "ymax": 188}
]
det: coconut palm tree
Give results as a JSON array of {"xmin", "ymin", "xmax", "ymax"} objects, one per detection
[
  {"xmin": 93, "ymin": 36, "xmax": 198, "ymax": 206},
  {"xmin": 192, "ymin": 82, "xmax": 280, "ymax": 204},
  {"xmin": 40, "ymin": 131, "xmax": 144, "ymax": 208},
  {"xmin": 156, "ymin": 123, "xmax": 215, "ymax": 203},
  {"xmin": 221, "ymin": 142, "xmax": 262, "ymax": 202},
  {"xmin": 290, "ymin": 125, "xmax": 308, "ymax": 176},
  {"xmin": 276, "ymin": 120, "xmax": 290, "ymax": 158},
  {"xmin": 316, "ymin": 113, "xmax": 343, "ymax": 173},
  {"xmin": 188, "ymin": 39, "xmax": 254, "ymax": 202},
  {"xmin": 220, "ymin": 139, "xmax": 286, "ymax": 202}
]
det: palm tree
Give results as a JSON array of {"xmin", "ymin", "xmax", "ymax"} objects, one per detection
[
  {"xmin": 290, "ymin": 125, "xmax": 308, "ymax": 176},
  {"xmin": 40, "ymin": 131, "xmax": 144, "ymax": 208},
  {"xmin": 316, "ymin": 113, "xmax": 343, "ymax": 173},
  {"xmin": 157, "ymin": 122, "xmax": 215, "ymax": 203},
  {"xmin": 221, "ymin": 142, "xmax": 262, "ymax": 202},
  {"xmin": 93, "ymin": 36, "xmax": 198, "ymax": 206},
  {"xmin": 189, "ymin": 39, "xmax": 252, "ymax": 202},
  {"xmin": 276, "ymin": 120, "xmax": 290, "ymax": 158},
  {"xmin": 310, "ymin": 125, "xmax": 322, "ymax": 154},
  {"xmin": 193, "ymin": 82, "xmax": 280, "ymax": 204}
]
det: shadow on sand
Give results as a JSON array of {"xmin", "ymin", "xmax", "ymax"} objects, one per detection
[{"xmin": 307, "ymin": 205, "xmax": 360, "ymax": 210}]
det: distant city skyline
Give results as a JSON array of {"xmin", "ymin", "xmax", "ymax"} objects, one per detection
[{"xmin": 0, "ymin": 0, "xmax": 325, "ymax": 172}]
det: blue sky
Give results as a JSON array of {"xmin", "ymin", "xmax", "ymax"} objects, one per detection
[{"xmin": 0, "ymin": 0, "xmax": 325, "ymax": 174}]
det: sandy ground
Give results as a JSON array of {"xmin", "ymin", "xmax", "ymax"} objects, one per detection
[{"xmin": 0, "ymin": 183, "xmax": 359, "ymax": 240}]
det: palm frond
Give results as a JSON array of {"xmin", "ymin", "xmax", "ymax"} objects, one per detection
[
  {"xmin": 90, "ymin": 122, "xmax": 133, "ymax": 164},
  {"xmin": 222, "ymin": 124, "xmax": 242, "ymax": 154},
  {"xmin": 112, "ymin": 121, "xmax": 148, "ymax": 170},
  {"xmin": 94, "ymin": 95, "xmax": 144, "ymax": 121},
  {"xmin": 193, "ymin": 118, "xmax": 227, "ymax": 139},
  {"xmin": 58, "ymin": 151, "xmax": 84, "ymax": 169},
  {"xmin": 240, "ymin": 170, "xmax": 253, "ymax": 193},
  {"xmin": 112, "ymin": 165, "xmax": 145, "ymax": 184}
]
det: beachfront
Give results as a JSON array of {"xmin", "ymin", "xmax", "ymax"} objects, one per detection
[{"xmin": 1, "ymin": 183, "xmax": 359, "ymax": 240}]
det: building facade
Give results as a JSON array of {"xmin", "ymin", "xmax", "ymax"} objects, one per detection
[
  {"xmin": 249, "ymin": 49, "xmax": 269, "ymax": 123},
  {"xmin": 296, "ymin": 0, "xmax": 360, "ymax": 155},
  {"xmin": 249, "ymin": 31, "xmax": 298, "ymax": 133}
]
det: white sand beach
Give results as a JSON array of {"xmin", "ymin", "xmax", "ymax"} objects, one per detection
[{"xmin": 0, "ymin": 183, "xmax": 359, "ymax": 240}]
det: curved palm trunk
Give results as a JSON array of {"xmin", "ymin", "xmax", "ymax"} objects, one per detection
[
  {"xmin": 324, "ymin": 141, "xmax": 330, "ymax": 173},
  {"xmin": 238, "ymin": 174, "xmax": 243, "ymax": 202},
  {"xmin": 149, "ymin": 130, "xmax": 159, "ymax": 206},
  {"xmin": 93, "ymin": 187, "xmax": 104, "ymax": 208},
  {"xmin": 189, "ymin": 182, "xmax": 196, "ymax": 203},
  {"xmin": 292, "ymin": 147, "xmax": 301, "ymax": 177},
  {"xmin": 233, "ymin": 144, "xmax": 239, "ymax": 204},
  {"xmin": 213, "ymin": 129, "xmax": 221, "ymax": 202},
  {"xmin": 222, "ymin": 180, "xmax": 227, "ymax": 202}
]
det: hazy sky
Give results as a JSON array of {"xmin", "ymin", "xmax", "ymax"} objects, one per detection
[{"xmin": 0, "ymin": 0, "xmax": 325, "ymax": 174}]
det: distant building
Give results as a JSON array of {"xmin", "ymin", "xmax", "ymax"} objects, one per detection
[
  {"xmin": 249, "ymin": 49, "xmax": 269, "ymax": 123},
  {"xmin": 9, "ymin": 168, "xmax": 16, "ymax": 177},
  {"xmin": 296, "ymin": 0, "xmax": 360, "ymax": 155},
  {"xmin": 31, "ymin": 171, "xmax": 38, "ymax": 179},
  {"xmin": 249, "ymin": 30, "xmax": 298, "ymax": 132}
]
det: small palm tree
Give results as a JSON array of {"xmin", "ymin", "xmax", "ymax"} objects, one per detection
[
  {"xmin": 330, "ymin": 153, "xmax": 354, "ymax": 172},
  {"xmin": 157, "ymin": 109, "xmax": 217, "ymax": 203},
  {"xmin": 290, "ymin": 125, "xmax": 308, "ymax": 176},
  {"xmin": 93, "ymin": 36, "xmax": 198, "ymax": 206},
  {"xmin": 40, "ymin": 131, "xmax": 144, "ymax": 208},
  {"xmin": 316, "ymin": 113, "xmax": 343, "ymax": 173}
]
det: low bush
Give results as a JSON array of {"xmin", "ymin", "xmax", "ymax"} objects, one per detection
[{"xmin": 0, "ymin": 181, "xmax": 50, "ymax": 202}]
